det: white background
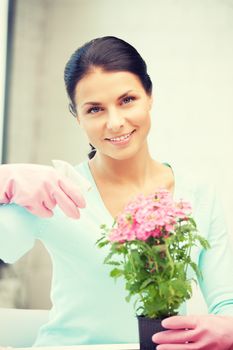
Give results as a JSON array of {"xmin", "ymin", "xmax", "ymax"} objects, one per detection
[{"xmin": 0, "ymin": 0, "xmax": 8, "ymax": 163}]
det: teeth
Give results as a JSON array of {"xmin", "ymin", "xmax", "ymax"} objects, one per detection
[{"xmin": 109, "ymin": 132, "xmax": 131, "ymax": 142}]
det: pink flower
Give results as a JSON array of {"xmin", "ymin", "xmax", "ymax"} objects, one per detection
[
  {"xmin": 174, "ymin": 199, "xmax": 192, "ymax": 219},
  {"xmin": 108, "ymin": 189, "xmax": 193, "ymax": 243}
]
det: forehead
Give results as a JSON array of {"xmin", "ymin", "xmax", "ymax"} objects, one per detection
[{"xmin": 74, "ymin": 68, "xmax": 145, "ymax": 104}]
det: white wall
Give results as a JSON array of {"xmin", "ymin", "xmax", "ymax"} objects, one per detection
[
  {"xmin": 0, "ymin": 0, "xmax": 9, "ymax": 163},
  {"xmin": 4, "ymin": 0, "xmax": 233, "ymax": 311}
]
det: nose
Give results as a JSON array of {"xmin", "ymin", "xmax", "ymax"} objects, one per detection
[{"xmin": 106, "ymin": 107, "xmax": 124, "ymax": 132}]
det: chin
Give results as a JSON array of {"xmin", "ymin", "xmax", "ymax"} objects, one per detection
[{"xmin": 105, "ymin": 147, "xmax": 141, "ymax": 161}]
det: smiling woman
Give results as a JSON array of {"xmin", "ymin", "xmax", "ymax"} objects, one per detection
[
  {"xmin": 0, "ymin": 36, "xmax": 233, "ymax": 349},
  {"xmin": 75, "ymin": 69, "xmax": 152, "ymax": 161},
  {"xmin": 64, "ymin": 36, "xmax": 152, "ymax": 161}
]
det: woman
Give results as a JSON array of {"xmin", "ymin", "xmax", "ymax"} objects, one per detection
[{"xmin": 0, "ymin": 36, "xmax": 233, "ymax": 349}]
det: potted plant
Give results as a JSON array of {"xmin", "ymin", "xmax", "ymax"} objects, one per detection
[{"xmin": 97, "ymin": 189, "xmax": 210, "ymax": 350}]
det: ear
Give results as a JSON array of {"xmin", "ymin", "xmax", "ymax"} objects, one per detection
[
  {"xmin": 76, "ymin": 115, "xmax": 80, "ymax": 124},
  {"xmin": 69, "ymin": 102, "xmax": 77, "ymax": 117},
  {"xmin": 148, "ymin": 94, "xmax": 153, "ymax": 111},
  {"xmin": 76, "ymin": 115, "xmax": 84, "ymax": 128}
]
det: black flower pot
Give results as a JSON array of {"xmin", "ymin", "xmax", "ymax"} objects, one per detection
[{"xmin": 137, "ymin": 316, "xmax": 167, "ymax": 350}]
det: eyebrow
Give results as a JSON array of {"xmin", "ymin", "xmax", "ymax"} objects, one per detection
[{"xmin": 81, "ymin": 90, "xmax": 135, "ymax": 108}]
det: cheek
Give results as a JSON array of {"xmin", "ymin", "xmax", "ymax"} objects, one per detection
[
  {"xmin": 128, "ymin": 104, "xmax": 151, "ymax": 124},
  {"xmin": 81, "ymin": 119, "xmax": 103, "ymax": 140}
]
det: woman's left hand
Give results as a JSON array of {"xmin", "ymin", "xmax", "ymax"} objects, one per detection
[{"xmin": 152, "ymin": 314, "xmax": 233, "ymax": 350}]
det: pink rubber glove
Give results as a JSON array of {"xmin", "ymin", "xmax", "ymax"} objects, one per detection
[
  {"xmin": 0, "ymin": 163, "xmax": 86, "ymax": 218},
  {"xmin": 152, "ymin": 315, "xmax": 233, "ymax": 350}
]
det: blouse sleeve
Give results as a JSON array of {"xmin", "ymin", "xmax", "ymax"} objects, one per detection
[
  {"xmin": 0, "ymin": 203, "xmax": 43, "ymax": 264},
  {"xmin": 198, "ymin": 185, "xmax": 233, "ymax": 315}
]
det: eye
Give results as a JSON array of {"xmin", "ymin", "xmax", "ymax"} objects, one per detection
[
  {"xmin": 87, "ymin": 106, "xmax": 103, "ymax": 114},
  {"xmin": 121, "ymin": 96, "xmax": 136, "ymax": 105}
]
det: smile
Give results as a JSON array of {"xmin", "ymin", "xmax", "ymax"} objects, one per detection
[{"xmin": 105, "ymin": 130, "xmax": 135, "ymax": 143}]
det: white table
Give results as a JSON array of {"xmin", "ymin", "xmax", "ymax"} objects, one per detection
[{"xmin": 16, "ymin": 344, "xmax": 139, "ymax": 350}]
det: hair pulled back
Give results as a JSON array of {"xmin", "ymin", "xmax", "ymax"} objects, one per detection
[{"xmin": 64, "ymin": 36, "xmax": 153, "ymax": 158}]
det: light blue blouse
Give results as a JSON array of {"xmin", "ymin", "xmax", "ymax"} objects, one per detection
[{"xmin": 0, "ymin": 160, "xmax": 233, "ymax": 346}]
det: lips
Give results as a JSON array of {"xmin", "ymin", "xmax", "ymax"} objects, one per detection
[{"xmin": 105, "ymin": 130, "xmax": 135, "ymax": 142}]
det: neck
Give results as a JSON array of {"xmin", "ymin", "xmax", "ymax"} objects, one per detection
[{"xmin": 89, "ymin": 142, "xmax": 156, "ymax": 187}]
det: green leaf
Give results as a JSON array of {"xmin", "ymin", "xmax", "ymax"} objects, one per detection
[
  {"xmin": 189, "ymin": 262, "xmax": 202, "ymax": 279},
  {"xmin": 97, "ymin": 240, "xmax": 109, "ymax": 248},
  {"xmin": 100, "ymin": 224, "xmax": 107, "ymax": 230},
  {"xmin": 125, "ymin": 294, "xmax": 131, "ymax": 303},
  {"xmin": 110, "ymin": 268, "xmax": 124, "ymax": 278},
  {"xmin": 188, "ymin": 217, "xmax": 197, "ymax": 228},
  {"xmin": 196, "ymin": 235, "xmax": 211, "ymax": 249},
  {"xmin": 106, "ymin": 260, "xmax": 121, "ymax": 266},
  {"xmin": 140, "ymin": 278, "xmax": 155, "ymax": 290}
]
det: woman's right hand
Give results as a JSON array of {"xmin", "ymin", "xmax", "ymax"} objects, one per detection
[{"xmin": 0, "ymin": 163, "xmax": 86, "ymax": 218}]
